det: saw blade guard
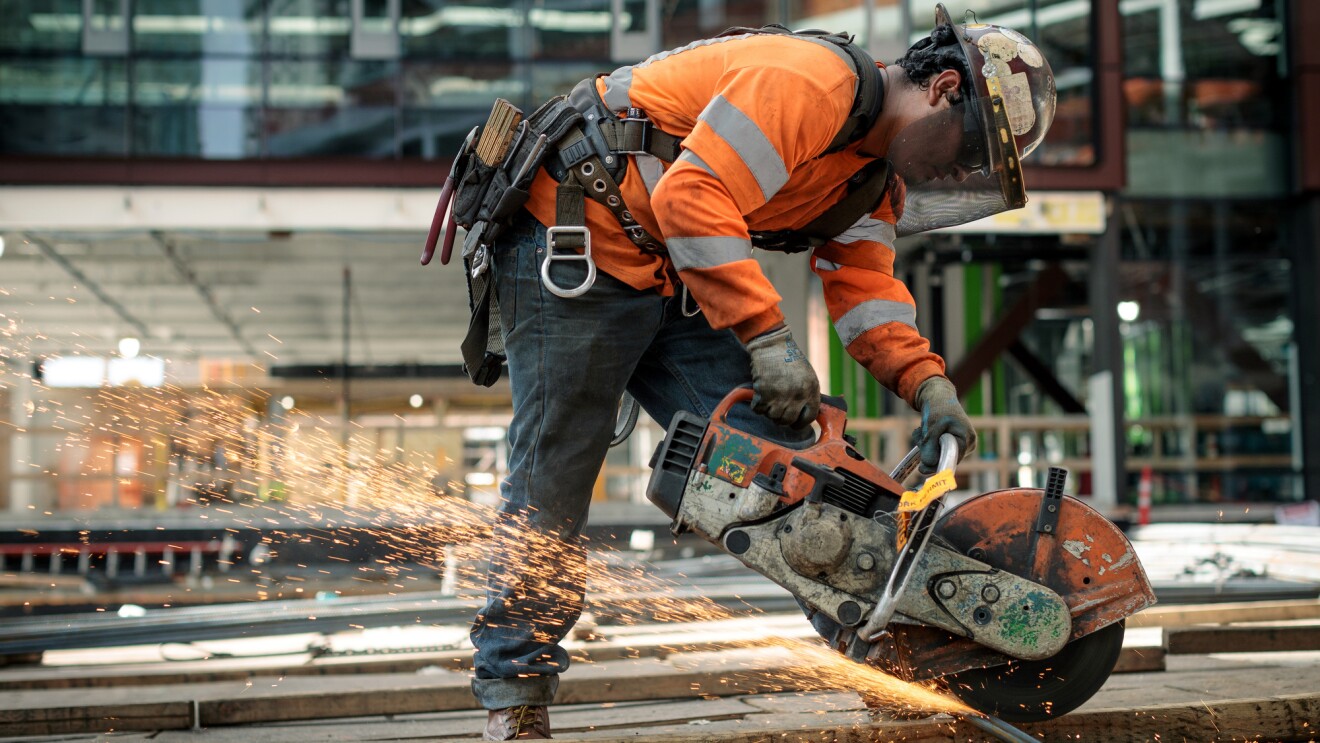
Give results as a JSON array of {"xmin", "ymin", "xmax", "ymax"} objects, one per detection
[{"xmin": 936, "ymin": 488, "xmax": 1156, "ymax": 640}]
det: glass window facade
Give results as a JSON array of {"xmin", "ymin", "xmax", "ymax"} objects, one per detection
[
  {"xmin": 0, "ymin": 0, "xmax": 1102, "ymax": 163},
  {"xmin": 1117, "ymin": 0, "xmax": 1300, "ymax": 507},
  {"xmin": 1123, "ymin": 0, "xmax": 1288, "ymax": 197}
]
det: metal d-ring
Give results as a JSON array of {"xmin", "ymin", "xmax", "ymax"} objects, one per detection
[
  {"xmin": 541, "ymin": 226, "xmax": 596, "ymax": 299},
  {"xmin": 679, "ymin": 283, "xmax": 702, "ymax": 317}
]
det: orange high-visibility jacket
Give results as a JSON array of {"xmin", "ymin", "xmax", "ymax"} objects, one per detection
[{"xmin": 524, "ymin": 33, "xmax": 946, "ymax": 406}]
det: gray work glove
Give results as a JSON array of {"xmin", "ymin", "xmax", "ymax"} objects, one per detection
[
  {"xmin": 910, "ymin": 376, "xmax": 977, "ymax": 474},
  {"xmin": 745, "ymin": 325, "xmax": 820, "ymax": 430}
]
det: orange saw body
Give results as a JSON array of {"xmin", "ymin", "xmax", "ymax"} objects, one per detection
[{"xmin": 646, "ymin": 388, "xmax": 1155, "ymax": 722}]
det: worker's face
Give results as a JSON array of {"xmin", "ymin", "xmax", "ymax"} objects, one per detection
[{"xmin": 890, "ymin": 102, "xmax": 989, "ymax": 185}]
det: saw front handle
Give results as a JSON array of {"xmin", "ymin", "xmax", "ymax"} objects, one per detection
[
  {"xmin": 861, "ymin": 432, "xmax": 960, "ymax": 640},
  {"xmin": 712, "ymin": 385, "xmax": 848, "ymax": 442},
  {"xmin": 890, "ymin": 432, "xmax": 960, "ymax": 484}
]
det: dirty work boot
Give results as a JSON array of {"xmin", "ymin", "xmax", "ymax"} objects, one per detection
[{"xmin": 484, "ymin": 705, "xmax": 552, "ymax": 740}]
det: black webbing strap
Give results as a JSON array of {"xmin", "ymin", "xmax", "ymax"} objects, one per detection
[
  {"xmin": 801, "ymin": 159, "xmax": 893, "ymax": 237},
  {"xmin": 749, "ymin": 159, "xmax": 893, "ymax": 252},
  {"xmin": 460, "ymin": 269, "xmax": 505, "ymax": 387},
  {"xmin": 598, "ymin": 117, "xmax": 682, "ymax": 162},
  {"xmin": 823, "ymin": 40, "xmax": 885, "ymax": 153}
]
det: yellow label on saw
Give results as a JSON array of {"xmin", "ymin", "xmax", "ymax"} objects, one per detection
[{"xmin": 897, "ymin": 470, "xmax": 957, "ymax": 513}]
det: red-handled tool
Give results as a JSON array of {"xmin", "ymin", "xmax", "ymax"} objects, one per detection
[
  {"xmin": 421, "ymin": 126, "xmax": 478, "ymax": 266},
  {"xmin": 421, "ymin": 179, "xmax": 457, "ymax": 266}
]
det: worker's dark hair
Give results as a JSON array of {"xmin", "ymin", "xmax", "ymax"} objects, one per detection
[{"xmin": 894, "ymin": 23, "xmax": 973, "ymax": 103}]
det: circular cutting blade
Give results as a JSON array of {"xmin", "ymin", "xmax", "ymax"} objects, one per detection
[{"xmin": 942, "ymin": 619, "xmax": 1125, "ymax": 723}]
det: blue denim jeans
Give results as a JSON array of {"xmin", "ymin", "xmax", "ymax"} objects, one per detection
[{"xmin": 469, "ymin": 215, "xmax": 840, "ymax": 709}]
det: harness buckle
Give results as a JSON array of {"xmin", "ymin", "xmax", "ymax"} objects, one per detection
[
  {"xmin": 617, "ymin": 108, "xmax": 652, "ymax": 156},
  {"xmin": 541, "ymin": 226, "xmax": 597, "ymax": 298},
  {"xmin": 469, "ymin": 244, "xmax": 490, "ymax": 278}
]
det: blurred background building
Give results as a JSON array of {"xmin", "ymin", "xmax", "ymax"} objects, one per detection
[{"xmin": 0, "ymin": 0, "xmax": 1317, "ymax": 558}]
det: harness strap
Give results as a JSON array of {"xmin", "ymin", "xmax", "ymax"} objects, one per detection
[
  {"xmin": 599, "ymin": 117, "xmax": 683, "ymax": 162},
  {"xmin": 749, "ymin": 159, "xmax": 893, "ymax": 253},
  {"xmin": 553, "ymin": 83, "xmax": 668, "ymax": 255}
]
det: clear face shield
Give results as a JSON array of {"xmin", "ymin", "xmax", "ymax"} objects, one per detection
[{"xmin": 887, "ymin": 91, "xmax": 1028, "ymax": 237}]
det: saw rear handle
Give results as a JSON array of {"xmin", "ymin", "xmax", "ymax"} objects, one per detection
[{"xmin": 712, "ymin": 385, "xmax": 850, "ymax": 442}]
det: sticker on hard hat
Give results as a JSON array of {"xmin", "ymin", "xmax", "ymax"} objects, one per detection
[
  {"xmin": 1001, "ymin": 72, "xmax": 1036, "ymax": 136},
  {"xmin": 977, "ymin": 32, "xmax": 1019, "ymax": 62},
  {"xmin": 982, "ymin": 58, "xmax": 1010, "ymax": 80},
  {"xmin": 1018, "ymin": 43, "xmax": 1044, "ymax": 68}
]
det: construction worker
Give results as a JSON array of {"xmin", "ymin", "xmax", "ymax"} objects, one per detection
[{"xmin": 460, "ymin": 6, "xmax": 1057, "ymax": 739}]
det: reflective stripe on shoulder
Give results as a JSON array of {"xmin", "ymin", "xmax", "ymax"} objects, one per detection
[
  {"xmin": 835, "ymin": 215, "xmax": 897, "ymax": 247},
  {"xmin": 601, "ymin": 67, "xmax": 635, "ymax": 110},
  {"xmin": 699, "ymin": 95, "xmax": 789, "ymax": 202},
  {"xmin": 600, "ymin": 33, "xmax": 758, "ymax": 112},
  {"xmin": 834, "ymin": 299, "xmax": 917, "ymax": 345},
  {"xmin": 668, "ymin": 236, "xmax": 754, "ymax": 272}
]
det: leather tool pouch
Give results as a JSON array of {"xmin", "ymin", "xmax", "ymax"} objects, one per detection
[
  {"xmin": 451, "ymin": 95, "xmax": 587, "ymax": 387},
  {"xmin": 451, "ymin": 96, "xmax": 586, "ymax": 239}
]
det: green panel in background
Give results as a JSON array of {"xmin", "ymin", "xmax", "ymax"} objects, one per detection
[
  {"xmin": 1148, "ymin": 327, "xmax": 1163, "ymax": 416},
  {"xmin": 991, "ymin": 263, "xmax": 1007, "ymax": 415},
  {"xmin": 828, "ymin": 321, "xmax": 845, "ymax": 398},
  {"xmin": 963, "ymin": 263, "xmax": 984, "ymax": 416},
  {"xmin": 1123, "ymin": 335, "xmax": 1142, "ymax": 420}
]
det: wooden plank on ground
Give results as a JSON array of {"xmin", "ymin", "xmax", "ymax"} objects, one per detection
[
  {"xmin": 1129, "ymin": 598, "xmax": 1320, "ymax": 628},
  {"xmin": 515, "ymin": 692, "xmax": 1320, "ymax": 743},
  {"xmin": 25, "ymin": 657, "xmax": 1315, "ymax": 741},
  {"xmin": 1112, "ymin": 644, "xmax": 1164, "ymax": 672},
  {"xmin": 0, "ymin": 700, "xmax": 194, "ymax": 738},
  {"xmin": 0, "ymin": 622, "xmax": 1164, "ymax": 690},
  {"xmin": 1164, "ymin": 624, "xmax": 1320, "ymax": 654},
  {"xmin": 1014, "ymin": 692, "xmax": 1320, "ymax": 742},
  {"xmin": 0, "ymin": 647, "xmax": 949, "ymax": 735}
]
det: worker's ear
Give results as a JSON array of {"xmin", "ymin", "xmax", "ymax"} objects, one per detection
[{"xmin": 927, "ymin": 68, "xmax": 963, "ymax": 107}]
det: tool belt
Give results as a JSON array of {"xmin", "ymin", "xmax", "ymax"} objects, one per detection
[{"xmin": 444, "ymin": 81, "xmax": 682, "ymax": 387}]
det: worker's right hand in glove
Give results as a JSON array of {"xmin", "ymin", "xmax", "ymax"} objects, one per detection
[
  {"xmin": 745, "ymin": 325, "xmax": 820, "ymax": 430},
  {"xmin": 910, "ymin": 376, "xmax": 977, "ymax": 474}
]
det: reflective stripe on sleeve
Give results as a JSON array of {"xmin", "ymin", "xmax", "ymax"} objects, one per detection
[
  {"xmin": 677, "ymin": 148, "xmax": 717, "ymax": 177},
  {"xmin": 636, "ymin": 153, "xmax": 665, "ymax": 194},
  {"xmin": 698, "ymin": 95, "xmax": 789, "ymax": 201},
  {"xmin": 834, "ymin": 216, "xmax": 897, "ymax": 247},
  {"xmin": 668, "ymin": 236, "xmax": 754, "ymax": 271},
  {"xmin": 834, "ymin": 299, "xmax": 917, "ymax": 346}
]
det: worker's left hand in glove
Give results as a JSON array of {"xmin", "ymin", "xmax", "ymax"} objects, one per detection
[
  {"xmin": 910, "ymin": 376, "xmax": 977, "ymax": 473},
  {"xmin": 745, "ymin": 325, "xmax": 820, "ymax": 430}
]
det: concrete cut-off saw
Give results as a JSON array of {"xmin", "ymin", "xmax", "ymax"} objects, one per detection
[{"xmin": 645, "ymin": 387, "xmax": 1156, "ymax": 722}]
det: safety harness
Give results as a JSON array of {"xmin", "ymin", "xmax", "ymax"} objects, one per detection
[{"xmin": 443, "ymin": 25, "xmax": 894, "ymax": 387}]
